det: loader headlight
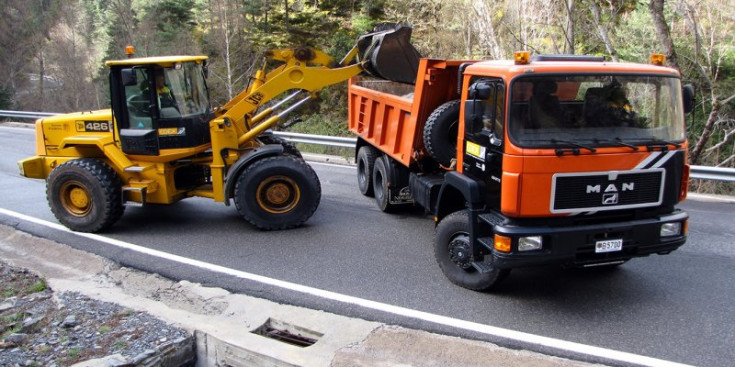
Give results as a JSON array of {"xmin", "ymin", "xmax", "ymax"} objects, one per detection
[
  {"xmin": 519, "ymin": 236, "xmax": 543, "ymax": 251},
  {"xmin": 660, "ymin": 222, "xmax": 682, "ymax": 237}
]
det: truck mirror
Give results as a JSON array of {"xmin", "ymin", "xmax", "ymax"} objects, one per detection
[
  {"xmin": 469, "ymin": 82, "xmax": 492, "ymax": 100},
  {"xmin": 121, "ymin": 69, "xmax": 137, "ymax": 86},
  {"xmin": 682, "ymin": 84, "xmax": 695, "ymax": 114},
  {"xmin": 464, "ymin": 100, "xmax": 484, "ymax": 134}
]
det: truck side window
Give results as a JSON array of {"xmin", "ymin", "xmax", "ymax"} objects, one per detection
[{"xmin": 468, "ymin": 78, "xmax": 505, "ymax": 144}]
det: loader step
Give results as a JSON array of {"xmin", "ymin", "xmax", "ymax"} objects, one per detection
[{"xmin": 122, "ymin": 186, "xmax": 147, "ymax": 207}]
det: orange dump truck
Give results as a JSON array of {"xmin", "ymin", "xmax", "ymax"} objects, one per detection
[{"xmin": 348, "ymin": 54, "xmax": 694, "ymax": 290}]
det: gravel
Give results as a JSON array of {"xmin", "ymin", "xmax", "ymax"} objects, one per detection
[{"xmin": 0, "ymin": 261, "xmax": 193, "ymax": 366}]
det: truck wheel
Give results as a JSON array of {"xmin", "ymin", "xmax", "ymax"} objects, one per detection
[
  {"xmin": 46, "ymin": 158, "xmax": 125, "ymax": 233},
  {"xmin": 234, "ymin": 155, "xmax": 321, "ymax": 230},
  {"xmin": 357, "ymin": 146, "xmax": 377, "ymax": 196},
  {"xmin": 258, "ymin": 134, "xmax": 302, "ymax": 158},
  {"xmin": 372, "ymin": 156, "xmax": 398, "ymax": 212},
  {"xmin": 434, "ymin": 210, "xmax": 509, "ymax": 291},
  {"xmin": 423, "ymin": 100, "xmax": 460, "ymax": 167}
]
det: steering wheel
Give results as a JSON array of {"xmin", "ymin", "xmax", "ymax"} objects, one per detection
[{"xmin": 127, "ymin": 94, "xmax": 150, "ymax": 115}]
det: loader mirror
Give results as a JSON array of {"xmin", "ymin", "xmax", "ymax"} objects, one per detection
[
  {"xmin": 121, "ymin": 68, "xmax": 137, "ymax": 86},
  {"xmin": 682, "ymin": 84, "xmax": 695, "ymax": 114}
]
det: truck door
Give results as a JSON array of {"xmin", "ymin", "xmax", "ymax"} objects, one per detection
[{"xmin": 462, "ymin": 79, "xmax": 505, "ymax": 205}]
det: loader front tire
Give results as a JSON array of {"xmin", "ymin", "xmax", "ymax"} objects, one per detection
[
  {"xmin": 234, "ymin": 155, "xmax": 321, "ymax": 230},
  {"xmin": 47, "ymin": 158, "xmax": 124, "ymax": 233}
]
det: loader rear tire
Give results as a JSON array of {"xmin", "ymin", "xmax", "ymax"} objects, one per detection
[
  {"xmin": 47, "ymin": 158, "xmax": 124, "ymax": 233},
  {"xmin": 234, "ymin": 155, "xmax": 321, "ymax": 230},
  {"xmin": 357, "ymin": 146, "xmax": 378, "ymax": 196},
  {"xmin": 423, "ymin": 100, "xmax": 460, "ymax": 167}
]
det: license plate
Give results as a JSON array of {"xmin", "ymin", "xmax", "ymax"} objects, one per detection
[{"xmin": 595, "ymin": 239, "xmax": 623, "ymax": 253}]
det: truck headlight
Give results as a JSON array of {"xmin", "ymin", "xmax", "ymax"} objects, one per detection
[
  {"xmin": 660, "ymin": 222, "xmax": 682, "ymax": 237},
  {"xmin": 519, "ymin": 236, "xmax": 543, "ymax": 251}
]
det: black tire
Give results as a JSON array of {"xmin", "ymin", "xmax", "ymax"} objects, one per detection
[
  {"xmin": 434, "ymin": 210, "xmax": 510, "ymax": 291},
  {"xmin": 423, "ymin": 100, "xmax": 461, "ymax": 167},
  {"xmin": 372, "ymin": 156, "xmax": 398, "ymax": 212},
  {"xmin": 258, "ymin": 133, "xmax": 303, "ymax": 159},
  {"xmin": 357, "ymin": 146, "xmax": 378, "ymax": 197},
  {"xmin": 46, "ymin": 158, "xmax": 125, "ymax": 233},
  {"xmin": 234, "ymin": 155, "xmax": 321, "ymax": 230}
]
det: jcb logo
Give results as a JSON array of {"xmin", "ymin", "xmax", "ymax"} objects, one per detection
[{"xmin": 247, "ymin": 92, "xmax": 264, "ymax": 106}]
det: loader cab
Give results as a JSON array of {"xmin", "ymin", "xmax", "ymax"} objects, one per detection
[{"xmin": 107, "ymin": 56, "xmax": 214, "ymax": 156}]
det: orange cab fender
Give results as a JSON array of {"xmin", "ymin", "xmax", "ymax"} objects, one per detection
[
  {"xmin": 435, "ymin": 171, "xmax": 485, "ymax": 222},
  {"xmin": 223, "ymin": 144, "xmax": 284, "ymax": 205}
]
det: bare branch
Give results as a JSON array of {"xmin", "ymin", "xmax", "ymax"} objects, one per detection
[{"xmin": 705, "ymin": 128, "xmax": 735, "ymax": 153}]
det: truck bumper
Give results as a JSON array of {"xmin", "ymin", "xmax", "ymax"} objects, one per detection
[{"xmin": 489, "ymin": 210, "xmax": 688, "ymax": 269}]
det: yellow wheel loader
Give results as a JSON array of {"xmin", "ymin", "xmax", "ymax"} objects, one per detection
[{"xmin": 17, "ymin": 25, "xmax": 421, "ymax": 233}]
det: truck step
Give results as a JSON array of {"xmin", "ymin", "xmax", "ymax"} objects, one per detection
[
  {"xmin": 478, "ymin": 212, "xmax": 505, "ymax": 227},
  {"xmin": 122, "ymin": 186, "xmax": 147, "ymax": 207},
  {"xmin": 471, "ymin": 261, "xmax": 496, "ymax": 274},
  {"xmin": 477, "ymin": 237, "xmax": 495, "ymax": 251}
]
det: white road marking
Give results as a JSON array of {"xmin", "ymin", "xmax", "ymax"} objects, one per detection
[{"xmin": 0, "ymin": 207, "xmax": 694, "ymax": 367}]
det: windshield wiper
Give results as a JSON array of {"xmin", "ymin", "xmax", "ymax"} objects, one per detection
[
  {"xmin": 593, "ymin": 138, "xmax": 640, "ymax": 151},
  {"xmin": 646, "ymin": 138, "xmax": 682, "ymax": 151},
  {"xmin": 550, "ymin": 139, "xmax": 597, "ymax": 156}
]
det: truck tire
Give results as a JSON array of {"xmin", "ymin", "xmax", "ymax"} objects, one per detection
[
  {"xmin": 46, "ymin": 158, "xmax": 125, "ymax": 233},
  {"xmin": 423, "ymin": 100, "xmax": 460, "ymax": 167},
  {"xmin": 357, "ymin": 146, "xmax": 378, "ymax": 196},
  {"xmin": 234, "ymin": 155, "xmax": 321, "ymax": 230},
  {"xmin": 434, "ymin": 210, "xmax": 509, "ymax": 291},
  {"xmin": 373, "ymin": 156, "xmax": 398, "ymax": 212},
  {"xmin": 258, "ymin": 133, "xmax": 302, "ymax": 158}
]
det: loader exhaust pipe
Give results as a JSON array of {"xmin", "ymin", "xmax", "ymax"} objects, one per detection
[{"xmin": 356, "ymin": 24, "xmax": 421, "ymax": 84}]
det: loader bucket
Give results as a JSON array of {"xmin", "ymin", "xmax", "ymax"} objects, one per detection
[{"xmin": 357, "ymin": 24, "xmax": 421, "ymax": 84}]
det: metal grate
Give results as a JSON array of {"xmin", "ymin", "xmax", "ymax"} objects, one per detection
[
  {"xmin": 552, "ymin": 170, "xmax": 664, "ymax": 212},
  {"xmin": 251, "ymin": 318, "xmax": 322, "ymax": 348}
]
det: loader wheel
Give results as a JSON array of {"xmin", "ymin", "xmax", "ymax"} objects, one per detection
[
  {"xmin": 47, "ymin": 159, "xmax": 124, "ymax": 233},
  {"xmin": 258, "ymin": 133, "xmax": 302, "ymax": 158},
  {"xmin": 357, "ymin": 146, "xmax": 378, "ymax": 196},
  {"xmin": 423, "ymin": 100, "xmax": 460, "ymax": 167},
  {"xmin": 234, "ymin": 155, "xmax": 321, "ymax": 230},
  {"xmin": 434, "ymin": 210, "xmax": 509, "ymax": 291}
]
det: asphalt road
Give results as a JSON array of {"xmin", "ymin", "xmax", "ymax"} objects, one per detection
[{"xmin": 1, "ymin": 125, "xmax": 733, "ymax": 367}]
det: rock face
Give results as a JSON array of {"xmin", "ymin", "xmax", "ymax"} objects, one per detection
[{"xmin": 0, "ymin": 262, "xmax": 195, "ymax": 366}]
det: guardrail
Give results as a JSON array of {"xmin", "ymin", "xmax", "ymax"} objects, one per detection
[{"xmin": 2, "ymin": 110, "xmax": 734, "ymax": 182}]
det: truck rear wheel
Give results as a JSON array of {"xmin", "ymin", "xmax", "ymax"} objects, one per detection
[
  {"xmin": 234, "ymin": 155, "xmax": 321, "ymax": 230},
  {"xmin": 434, "ymin": 210, "xmax": 509, "ymax": 291},
  {"xmin": 423, "ymin": 100, "xmax": 460, "ymax": 167},
  {"xmin": 373, "ymin": 156, "xmax": 399, "ymax": 212},
  {"xmin": 357, "ymin": 146, "xmax": 377, "ymax": 196},
  {"xmin": 46, "ymin": 158, "xmax": 125, "ymax": 233}
]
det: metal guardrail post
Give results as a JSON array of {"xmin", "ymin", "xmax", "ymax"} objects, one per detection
[{"xmin": 1, "ymin": 109, "xmax": 734, "ymax": 182}]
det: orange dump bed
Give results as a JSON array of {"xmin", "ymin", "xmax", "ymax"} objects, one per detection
[{"xmin": 348, "ymin": 59, "xmax": 470, "ymax": 167}]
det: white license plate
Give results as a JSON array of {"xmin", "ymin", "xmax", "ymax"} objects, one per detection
[{"xmin": 595, "ymin": 239, "xmax": 623, "ymax": 253}]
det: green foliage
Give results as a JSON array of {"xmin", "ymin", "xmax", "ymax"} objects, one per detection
[{"xmin": 27, "ymin": 279, "xmax": 47, "ymax": 293}]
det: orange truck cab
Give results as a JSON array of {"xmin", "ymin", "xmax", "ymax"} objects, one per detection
[{"xmin": 349, "ymin": 53, "xmax": 694, "ymax": 291}]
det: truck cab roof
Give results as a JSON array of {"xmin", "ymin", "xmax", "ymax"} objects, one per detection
[{"xmin": 465, "ymin": 58, "xmax": 680, "ymax": 80}]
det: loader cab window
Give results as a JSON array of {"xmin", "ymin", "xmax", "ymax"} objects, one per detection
[{"xmin": 123, "ymin": 68, "xmax": 154, "ymax": 129}]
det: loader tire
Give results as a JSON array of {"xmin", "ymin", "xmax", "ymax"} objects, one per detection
[
  {"xmin": 423, "ymin": 100, "xmax": 461, "ymax": 167},
  {"xmin": 258, "ymin": 133, "xmax": 302, "ymax": 158},
  {"xmin": 47, "ymin": 158, "xmax": 124, "ymax": 233},
  {"xmin": 234, "ymin": 155, "xmax": 321, "ymax": 230},
  {"xmin": 357, "ymin": 145, "xmax": 378, "ymax": 196},
  {"xmin": 434, "ymin": 210, "xmax": 510, "ymax": 291}
]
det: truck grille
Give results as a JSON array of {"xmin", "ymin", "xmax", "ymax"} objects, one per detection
[{"xmin": 551, "ymin": 169, "xmax": 665, "ymax": 213}]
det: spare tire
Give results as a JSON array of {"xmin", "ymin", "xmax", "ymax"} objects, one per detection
[{"xmin": 423, "ymin": 100, "xmax": 460, "ymax": 167}]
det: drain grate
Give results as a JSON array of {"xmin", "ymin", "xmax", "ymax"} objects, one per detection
[{"xmin": 252, "ymin": 318, "xmax": 322, "ymax": 348}]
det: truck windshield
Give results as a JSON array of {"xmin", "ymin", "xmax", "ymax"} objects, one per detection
[
  {"xmin": 161, "ymin": 62, "xmax": 211, "ymax": 118},
  {"xmin": 508, "ymin": 75, "xmax": 685, "ymax": 149}
]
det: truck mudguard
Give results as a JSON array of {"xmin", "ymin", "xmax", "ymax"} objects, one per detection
[
  {"xmin": 223, "ymin": 144, "xmax": 284, "ymax": 204},
  {"xmin": 435, "ymin": 171, "xmax": 486, "ymax": 220}
]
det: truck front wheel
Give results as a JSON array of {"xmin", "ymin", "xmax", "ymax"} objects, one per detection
[
  {"xmin": 234, "ymin": 155, "xmax": 321, "ymax": 230},
  {"xmin": 434, "ymin": 210, "xmax": 509, "ymax": 291},
  {"xmin": 46, "ymin": 158, "xmax": 125, "ymax": 233}
]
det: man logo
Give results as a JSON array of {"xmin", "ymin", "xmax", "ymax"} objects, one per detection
[{"xmin": 602, "ymin": 193, "xmax": 619, "ymax": 205}]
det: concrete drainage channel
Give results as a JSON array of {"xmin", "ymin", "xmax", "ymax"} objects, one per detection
[{"xmin": 0, "ymin": 223, "xmax": 604, "ymax": 367}]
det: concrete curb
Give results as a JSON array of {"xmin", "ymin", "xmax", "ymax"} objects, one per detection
[{"xmin": 0, "ymin": 224, "xmax": 601, "ymax": 367}]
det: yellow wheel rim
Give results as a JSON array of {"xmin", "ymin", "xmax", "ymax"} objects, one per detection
[
  {"xmin": 59, "ymin": 181, "xmax": 92, "ymax": 217},
  {"xmin": 256, "ymin": 176, "xmax": 300, "ymax": 214}
]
